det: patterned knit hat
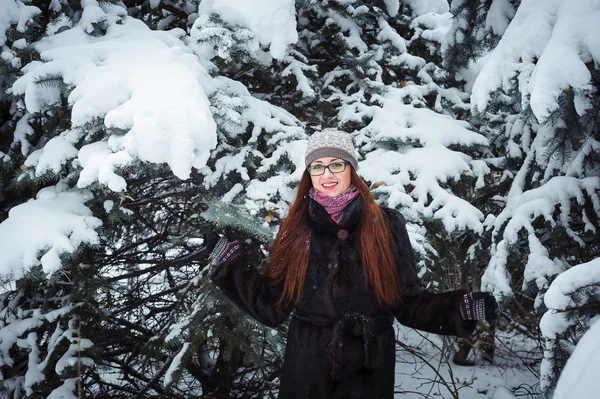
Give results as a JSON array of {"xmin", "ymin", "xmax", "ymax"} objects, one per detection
[{"xmin": 305, "ymin": 129, "xmax": 358, "ymax": 170}]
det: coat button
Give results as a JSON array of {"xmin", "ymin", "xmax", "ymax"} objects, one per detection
[{"xmin": 337, "ymin": 229, "xmax": 348, "ymax": 240}]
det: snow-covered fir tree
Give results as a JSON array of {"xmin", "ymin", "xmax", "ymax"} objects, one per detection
[
  {"xmin": 444, "ymin": 0, "xmax": 600, "ymax": 396},
  {"xmin": 1, "ymin": 0, "xmax": 600, "ymax": 397},
  {"xmin": 0, "ymin": 0, "xmax": 303, "ymax": 397},
  {"xmin": 281, "ymin": 1, "xmax": 490, "ymax": 292}
]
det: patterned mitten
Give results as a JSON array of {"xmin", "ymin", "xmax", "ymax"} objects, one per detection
[
  {"xmin": 459, "ymin": 292, "xmax": 498, "ymax": 321},
  {"xmin": 210, "ymin": 237, "xmax": 242, "ymax": 267}
]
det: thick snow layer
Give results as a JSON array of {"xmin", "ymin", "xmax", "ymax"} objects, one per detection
[
  {"xmin": 401, "ymin": 0, "xmax": 449, "ymax": 17},
  {"xmin": 491, "ymin": 386, "xmax": 517, "ymax": 399},
  {"xmin": 24, "ymin": 130, "xmax": 80, "ymax": 176},
  {"xmin": 482, "ymin": 175, "xmax": 600, "ymax": 298},
  {"xmin": 384, "ymin": 0, "xmax": 400, "ymax": 17},
  {"xmin": 410, "ymin": 11, "xmax": 452, "ymax": 46},
  {"xmin": 0, "ymin": 0, "xmax": 41, "ymax": 46},
  {"xmin": 12, "ymin": 16, "xmax": 217, "ymax": 185},
  {"xmin": 486, "ymin": 0, "xmax": 516, "ymax": 37},
  {"xmin": 539, "ymin": 257, "xmax": 600, "ymax": 339},
  {"xmin": 471, "ymin": 0, "xmax": 600, "ymax": 123},
  {"xmin": 361, "ymin": 148, "xmax": 485, "ymax": 234},
  {"xmin": 47, "ymin": 378, "xmax": 78, "ymax": 399},
  {"xmin": 349, "ymin": 89, "xmax": 488, "ymax": 235},
  {"xmin": 77, "ymin": 141, "xmax": 132, "ymax": 192},
  {"xmin": 0, "ymin": 186, "xmax": 102, "ymax": 279},
  {"xmin": 197, "ymin": 0, "xmax": 297, "ymax": 60},
  {"xmin": 553, "ymin": 319, "xmax": 600, "ymax": 399},
  {"xmin": 538, "ymin": 257, "xmax": 600, "ymax": 395},
  {"xmin": 544, "ymin": 257, "xmax": 600, "ymax": 311}
]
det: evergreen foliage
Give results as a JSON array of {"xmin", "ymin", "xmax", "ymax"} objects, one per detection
[
  {"xmin": 0, "ymin": 0, "xmax": 599, "ymax": 397},
  {"xmin": 443, "ymin": 0, "xmax": 600, "ymax": 395}
]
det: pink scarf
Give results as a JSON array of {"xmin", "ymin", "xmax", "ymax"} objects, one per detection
[{"xmin": 309, "ymin": 186, "xmax": 360, "ymax": 224}]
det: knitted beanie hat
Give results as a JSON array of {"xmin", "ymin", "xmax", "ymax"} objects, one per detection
[{"xmin": 305, "ymin": 129, "xmax": 358, "ymax": 170}]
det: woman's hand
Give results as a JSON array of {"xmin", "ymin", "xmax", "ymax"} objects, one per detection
[
  {"xmin": 459, "ymin": 292, "xmax": 498, "ymax": 321},
  {"xmin": 205, "ymin": 229, "xmax": 242, "ymax": 267}
]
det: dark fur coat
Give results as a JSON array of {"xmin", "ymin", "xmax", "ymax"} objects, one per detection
[{"xmin": 211, "ymin": 197, "xmax": 476, "ymax": 398}]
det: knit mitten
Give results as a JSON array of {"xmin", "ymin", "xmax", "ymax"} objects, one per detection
[
  {"xmin": 209, "ymin": 237, "xmax": 242, "ymax": 267},
  {"xmin": 459, "ymin": 292, "xmax": 497, "ymax": 321}
]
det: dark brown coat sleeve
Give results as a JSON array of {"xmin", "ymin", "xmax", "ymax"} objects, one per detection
[
  {"xmin": 211, "ymin": 254, "xmax": 292, "ymax": 328},
  {"xmin": 385, "ymin": 209, "xmax": 477, "ymax": 338}
]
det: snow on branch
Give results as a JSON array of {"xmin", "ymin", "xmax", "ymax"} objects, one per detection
[
  {"xmin": 354, "ymin": 92, "xmax": 488, "ymax": 235},
  {"xmin": 0, "ymin": 186, "xmax": 101, "ymax": 280},
  {"xmin": 471, "ymin": 0, "xmax": 600, "ymax": 123},
  {"xmin": 539, "ymin": 257, "xmax": 600, "ymax": 396},
  {"xmin": 482, "ymin": 174, "xmax": 600, "ymax": 299},
  {"xmin": 12, "ymin": 14, "xmax": 218, "ymax": 189},
  {"xmin": 543, "ymin": 258, "xmax": 600, "ymax": 315},
  {"xmin": 196, "ymin": 0, "xmax": 297, "ymax": 60},
  {"xmin": 202, "ymin": 76, "xmax": 305, "ymax": 211},
  {"xmin": 552, "ymin": 317, "xmax": 600, "ymax": 399},
  {"xmin": 0, "ymin": 0, "xmax": 41, "ymax": 46}
]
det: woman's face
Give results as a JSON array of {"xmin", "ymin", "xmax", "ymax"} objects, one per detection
[{"xmin": 309, "ymin": 157, "xmax": 352, "ymax": 197}]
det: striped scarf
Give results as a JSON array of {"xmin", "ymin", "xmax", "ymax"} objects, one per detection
[{"xmin": 309, "ymin": 186, "xmax": 360, "ymax": 224}]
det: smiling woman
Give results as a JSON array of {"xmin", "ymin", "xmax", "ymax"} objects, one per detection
[{"xmin": 207, "ymin": 128, "xmax": 498, "ymax": 398}]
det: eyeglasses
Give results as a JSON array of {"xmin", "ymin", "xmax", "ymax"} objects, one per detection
[{"xmin": 306, "ymin": 161, "xmax": 349, "ymax": 176}]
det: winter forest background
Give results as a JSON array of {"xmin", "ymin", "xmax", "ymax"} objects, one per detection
[{"xmin": 0, "ymin": 0, "xmax": 598, "ymax": 398}]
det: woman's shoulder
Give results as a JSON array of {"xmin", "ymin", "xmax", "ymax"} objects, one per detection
[{"xmin": 380, "ymin": 206, "xmax": 407, "ymax": 226}]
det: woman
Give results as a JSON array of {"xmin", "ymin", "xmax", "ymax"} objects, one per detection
[{"xmin": 208, "ymin": 129, "xmax": 497, "ymax": 398}]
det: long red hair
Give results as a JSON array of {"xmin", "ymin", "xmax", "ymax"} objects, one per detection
[{"xmin": 264, "ymin": 168, "xmax": 402, "ymax": 307}]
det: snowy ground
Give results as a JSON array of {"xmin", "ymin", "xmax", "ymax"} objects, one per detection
[{"xmin": 393, "ymin": 325, "xmax": 540, "ymax": 398}]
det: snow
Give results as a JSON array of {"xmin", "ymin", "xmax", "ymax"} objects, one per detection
[
  {"xmin": 280, "ymin": 52, "xmax": 317, "ymax": 97},
  {"xmin": 0, "ymin": 186, "xmax": 102, "ymax": 280},
  {"xmin": 410, "ymin": 12, "xmax": 452, "ymax": 46},
  {"xmin": 77, "ymin": 141, "xmax": 132, "ymax": 192},
  {"xmin": 553, "ymin": 318, "xmax": 600, "ymax": 399},
  {"xmin": 326, "ymin": 11, "xmax": 368, "ymax": 54},
  {"xmin": 348, "ymin": 90, "xmax": 488, "ymax": 234},
  {"xmin": 23, "ymin": 332, "xmax": 44, "ymax": 395},
  {"xmin": 245, "ymin": 139, "xmax": 306, "ymax": 208},
  {"xmin": 384, "ymin": 0, "xmax": 400, "ymax": 17},
  {"xmin": 201, "ymin": 76, "xmax": 304, "ymax": 214},
  {"xmin": 363, "ymin": 96, "xmax": 486, "ymax": 148},
  {"xmin": 79, "ymin": 1, "xmax": 109, "ymax": 34},
  {"xmin": 1, "ymin": 0, "xmax": 597, "ymax": 397},
  {"xmin": 0, "ymin": 0, "xmax": 21, "ymax": 46},
  {"xmin": 486, "ymin": 0, "xmax": 516, "ymax": 36},
  {"xmin": 0, "ymin": 305, "xmax": 74, "ymax": 371},
  {"xmin": 13, "ymin": 16, "xmax": 218, "ymax": 183},
  {"xmin": 491, "ymin": 386, "xmax": 517, "ymax": 399},
  {"xmin": 55, "ymin": 339, "xmax": 94, "ymax": 374},
  {"xmin": 539, "ymin": 257, "xmax": 600, "ymax": 336},
  {"xmin": 392, "ymin": 325, "xmax": 538, "ymax": 399},
  {"xmin": 14, "ymin": 112, "xmax": 34, "ymax": 156},
  {"xmin": 471, "ymin": 0, "xmax": 600, "ymax": 123},
  {"xmin": 401, "ymin": 0, "xmax": 449, "ymax": 17},
  {"xmin": 47, "ymin": 378, "xmax": 78, "ymax": 399},
  {"xmin": 377, "ymin": 18, "xmax": 407, "ymax": 53},
  {"xmin": 482, "ymin": 174, "xmax": 600, "ymax": 298},
  {"xmin": 543, "ymin": 257, "xmax": 600, "ymax": 311},
  {"xmin": 24, "ymin": 131, "xmax": 80, "ymax": 176},
  {"xmin": 197, "ymin": 0, "xmax": 297, "ymax": 60},
  {"xmin": 0, "ymin": 0, "xmax": 41, "ymax": 46},
  {"xmin": 538, "ymin": 257, "xmax": 600, "ymax": 395},
  {"xmin": 164, "ymin": 342, "xmax": 190, "ymax": 386}
]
